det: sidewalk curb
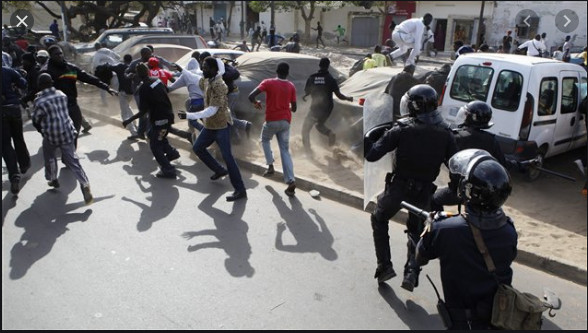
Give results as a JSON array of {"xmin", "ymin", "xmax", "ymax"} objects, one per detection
[{"xmin": 83, "ymin": 106, "xmax": 587, "ymax": 287}]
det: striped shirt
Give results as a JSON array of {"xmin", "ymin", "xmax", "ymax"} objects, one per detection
[{"xmin": 32, "ymin": 87, "xmax": 76, "ymax": 145}]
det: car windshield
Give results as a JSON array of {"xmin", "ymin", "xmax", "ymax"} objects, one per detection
[
  {"xmin": 449, "ymin": 65, "xmax": 494, "ymax": 103},
  {"xmin": 112, "ymin": 36, "xmax": 142, "ymax": 53}
]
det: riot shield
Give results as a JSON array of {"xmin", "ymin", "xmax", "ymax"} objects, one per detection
[{"xmin": 363, "ymin": 91, "xmax": 394, "ymax": 210}]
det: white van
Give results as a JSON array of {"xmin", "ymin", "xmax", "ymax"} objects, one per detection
[{"xmin": 438, "ymin": 53, "xmax": 587, "ymax": 178}]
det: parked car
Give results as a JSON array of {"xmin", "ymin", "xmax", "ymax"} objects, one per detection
[
  {"xmin": 437, "ymin": 53, "xmax": 587, "ymax": 180},
  {"xmin": 78, "ymin": 34, "xmax": 207, "ymax": 72},
  {"xmin": 174, "ymin": 48, "xmax": 245, "ymax": 67},
  {"xmin": 123, "ymin": 43, "xmax": 193, "ymax": 64},
  {"xmin": 111, "ymin": 34, "xmax": 207, "ymax": 54},
  {"xmin": 73, "ymin": 27, "xmax": 174, "ymax": 53}
]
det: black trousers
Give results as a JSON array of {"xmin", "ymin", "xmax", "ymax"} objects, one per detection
[
  {"xmin": 2, "ymin": 105, "xmax": 30, "ymax": 178},
  {"xmin": 67, "ymin": 101, "xmax": 82, "ymax": 148},
  {"xmin": 371, "ymin": 176, "xmax": 433, "ymax": 268},
  {"xmin": 301, "ymin": 108, "xmax": 333, "ymax": 150}
]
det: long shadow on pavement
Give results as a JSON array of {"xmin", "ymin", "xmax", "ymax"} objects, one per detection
[
  {"xmin": 3, "ymin": 146, "xmax": 45, "ymax": 224},
  {"xmin": 265, "ymin": 185, "xmax": 337, "ymax": 261},
  {"xmin": 9, "ymin": 169, "xmax": 113, "ymax": 280},
  {"xmin": 122, "ymin": 175, "xmax": 181, "ymax": 232},
  {"xmin": 377, "ymin": 282, "xmax": 441, "ymax": 330},
  {"xmin": 182, "ymin": 188, "xmax": 254, "ymax": 278}
]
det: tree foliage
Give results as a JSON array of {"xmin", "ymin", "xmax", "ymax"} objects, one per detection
[
  {"xmin": 3, "ymin": 1, "xmax": 173, "ymax": 41},
  {"xmin": 247, "ymin": 1, "xmax": 345, "ymax": 42}
]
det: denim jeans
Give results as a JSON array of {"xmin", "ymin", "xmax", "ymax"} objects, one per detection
[
  {"xmin": 193, "ymin": 126, "xmax": 245, "ymax": 193},
  {"xmin": 148, "ymin": 122, "xmax": 177, "ymax": 175},
  {"xmin": 261, "ymin": 120, "xmax": 295, "ymax": 184}
]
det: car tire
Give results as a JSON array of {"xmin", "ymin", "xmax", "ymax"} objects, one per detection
[{"xmin": 525, "ymin": 148, "xmax": 546, "ymax": 182}]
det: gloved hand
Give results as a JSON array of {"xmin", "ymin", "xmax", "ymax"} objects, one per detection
[
  {"xmin": 364, "ymin": 121, "xmax": 394, "ymax": 158},
  {"xmin": 365, "ymin": 121, "xmax": 394, "ymax": 142},
  {"xmin": 122, "ymin": 119, "xmax": 130, "ymax": 128}
]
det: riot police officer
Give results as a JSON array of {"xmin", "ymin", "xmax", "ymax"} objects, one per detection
[
  {"xmin": 431, "ymin": 101, "xmax": 517, "ymax": 212},
  {"xmin": 364, "ymin": 84, "xmax": 457, "ymax": 289},
  {"xmin": 416, "ymin": 149, "xmax": 518, "ymax": 330}
]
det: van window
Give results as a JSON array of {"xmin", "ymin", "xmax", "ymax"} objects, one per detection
[
  {"xmin": 449, "ymin": 65, "xmax": 494, "ymax": 102},
  {"xmin": 538, "ymin": 78, "xmax": 557, "ymax": 116},
  {"xmin": 561, "ymin": 77, "xmax": 578, "ymax": 114},
  {"xmin": 580, "ymin": 77, "xmax": 587, "ymax": 101},
  {"xmin": 491, "ymin": 70, "xmax": 523, "ymax": 112}
]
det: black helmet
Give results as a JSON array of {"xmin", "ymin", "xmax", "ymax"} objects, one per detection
[
  {"xmin": 400, "ymin": 84, "xmax": 438, "ymax": 117},
  {"xmin": 456, "ymin": 101, "xmax": 494, "ymax": 129},
  {"xmin": 450, "ymin": 149, "xmax": 512, "ymax": 213}
]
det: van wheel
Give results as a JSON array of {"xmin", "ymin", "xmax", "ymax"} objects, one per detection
[{"xmin": 525, "ymin": 149, "xmax": 545, "ymax": 181}]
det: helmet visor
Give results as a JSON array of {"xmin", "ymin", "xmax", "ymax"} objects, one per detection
[
  {"xmin": 399, "ymin": 93, "xmax": 410, "ymax": 117},
  {"xmin": 455, "ymin": 105, "xmax": 468, "ymax": 127},
  {"xmin": 449, "ymin": 149, "xmax": 492, "ymax": 177}
]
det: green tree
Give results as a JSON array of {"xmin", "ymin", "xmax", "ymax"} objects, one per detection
[
  {"xmin": 248, "ymin": 1, "xmax": 343, "ymax": 43},
  {"xmin": 10, "ymin": 1, "xmax": 173, "ymax": 41}
]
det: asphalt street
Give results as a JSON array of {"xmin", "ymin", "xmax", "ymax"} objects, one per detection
[{"xmin": 2, "ymin": 114, "xmax": 587, "ymax": 329}]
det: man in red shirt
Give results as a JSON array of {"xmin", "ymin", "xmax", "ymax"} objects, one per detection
[
  {"xmin": 248, "ymin": 62, "xmax": 298, "ymax": 196},
  {"xmin": 147, "ymin": 57, "xmax": 174, "ymax": 85}
]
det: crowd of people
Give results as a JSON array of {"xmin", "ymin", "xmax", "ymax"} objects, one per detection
[{"xmin": 3, "ymin": 13, "xmax": 586, "ymax": 330}]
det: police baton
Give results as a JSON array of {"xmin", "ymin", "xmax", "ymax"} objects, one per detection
[
  {"xmin": 401, "ymin": 201, "xmax": 433, "ymax": 238},
  {"xmin": 533, "ymin": 166, "xmax": 576, "ymax": 182},
  {"xmin": 400, "ymin": 201, "xmax": 429, "ymax": 220},
  {"xmin": 521, "ymin": 160, "xmax": 576, "ymax": 182}
]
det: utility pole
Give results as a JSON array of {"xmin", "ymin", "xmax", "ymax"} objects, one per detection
[{"xmin": 476, "ymin": 0, "xmax": 486, "ymax": 48}]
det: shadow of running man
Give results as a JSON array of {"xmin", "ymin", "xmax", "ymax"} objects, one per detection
[
  {"xmin": 182, "ymin": 188, "xmax": 254, "ymax": 278},
  {"xmin": 266, "ymin": 185, "xmax": 337, "ymax": 261},
  {"xmin": 122, "ymin": 175, "xmax": 180, "ymax": 232},
  {"xmin": 9, "ymin": 171, "xmax": 113, "ymax": 279}
]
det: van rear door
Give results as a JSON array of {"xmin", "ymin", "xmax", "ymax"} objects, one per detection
[
  {"xmin": 551, "ymin": 70, "xmax": 582, "ymax": 156},
  {"xmin": 488, "ymin": 68, "xmax": 527, "ymax": 140}
]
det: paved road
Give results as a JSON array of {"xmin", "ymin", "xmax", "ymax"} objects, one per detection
[{"xmin": 2, "ymin": 116, "xmax": 586, "ymax": 329}]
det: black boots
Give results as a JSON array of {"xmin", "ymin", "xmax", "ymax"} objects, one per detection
[{"xmin": 401, "ymin": 235, "xmax": 421, "ymax": 292}]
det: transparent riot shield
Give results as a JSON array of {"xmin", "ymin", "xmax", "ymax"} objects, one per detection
[{"xmin": 363, "ymin": 91, "xmax": 394, "ymax": 210}]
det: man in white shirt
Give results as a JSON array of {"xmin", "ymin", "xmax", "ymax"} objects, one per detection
[
  {"xmin": 389, "ymin": 14, "xmax": 433, "ymax": 66},
  {"xmin": 517, "ymin": 34, "xmax": 546, "ymax": 57}
]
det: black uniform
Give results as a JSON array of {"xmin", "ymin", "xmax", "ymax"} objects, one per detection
[
  {"xmin": 416, "ymin": 207, "xmax": 518, "ymax": 329},
  {"xmin": 431, "ymin": 127, "xmax": 514, "ymax": 211},
  {"xmin": 365, "ymin": 116, "xmax": 457, "ymax": 281},
  {"xmin": 124, "ymin": 77, "xmax": 178, "ymax": 176},
  {"xmin": 302, "ymin": 69, "xmax": 342, "ymax": 150}
]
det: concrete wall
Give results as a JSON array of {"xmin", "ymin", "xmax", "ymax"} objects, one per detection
[
  {"xmin": 489, "ymin": 1, "xmax": 587, "ymax": 52},
  {"xmin": 416, "ymin": 1, "xmax": 494, "ymax": 51}
]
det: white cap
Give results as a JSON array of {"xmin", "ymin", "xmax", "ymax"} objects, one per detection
[{"xmin": 37, "ymin": 50, "xmax": 49, "ymax": 57}]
